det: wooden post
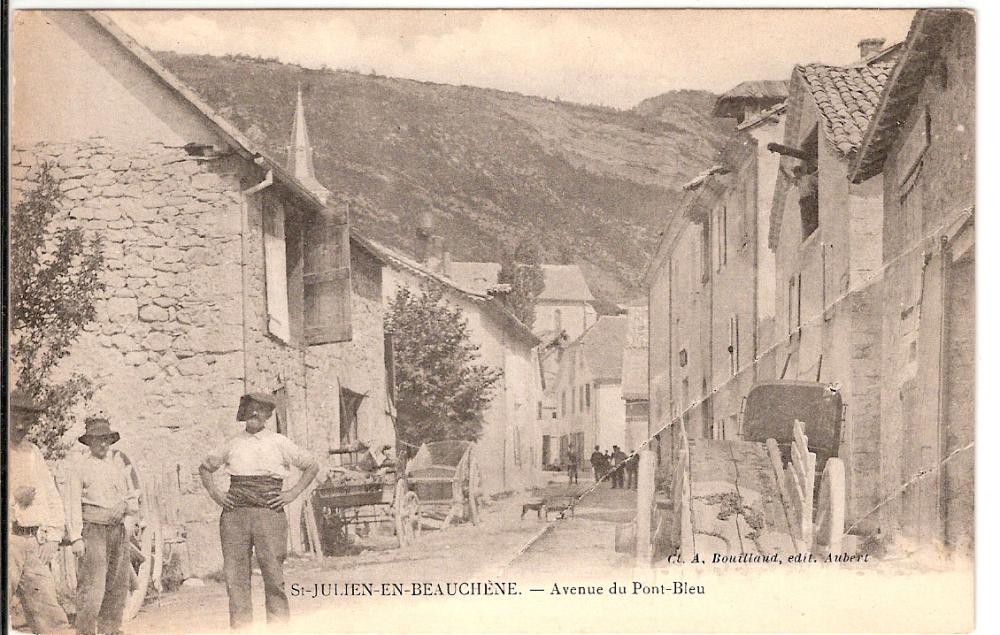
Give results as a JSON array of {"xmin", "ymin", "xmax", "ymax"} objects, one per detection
[{"xmin": 636, "ymin": 449, "xmax": 657, "ymax": 565}]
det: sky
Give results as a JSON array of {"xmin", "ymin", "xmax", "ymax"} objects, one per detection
[{"xmin": 106, "ymin": 9, "xmax": 916, "ymax": 109}]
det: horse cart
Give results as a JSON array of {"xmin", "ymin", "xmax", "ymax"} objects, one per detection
[{"xmin": 405, "ymin": 440, "xmax": 485, "ymax": 528}]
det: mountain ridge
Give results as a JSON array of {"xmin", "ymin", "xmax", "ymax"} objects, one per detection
[{"xmin": 155, "ymin": 51, "xmax": 733, "ymax": 304}]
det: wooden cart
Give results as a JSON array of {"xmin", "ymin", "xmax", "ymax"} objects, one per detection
[
  {"xmin": 308, "ymin": 465, "xmax": 421, "ymax": 552},
  {"xmin": 404, "ymin": 440, "xmax": 484, "ymax": 528}
]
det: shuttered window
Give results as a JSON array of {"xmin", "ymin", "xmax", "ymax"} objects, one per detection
[
  {"xmin": 303, "ymin": 216, "xmax": 352, "ymax": 344},
  {"xmin": 264, "ymin": 198, "xmax": 291, "ymax": 343}
]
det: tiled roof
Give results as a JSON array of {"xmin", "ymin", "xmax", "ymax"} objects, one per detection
[
  {"xmin": 850, "ymin": 10, "xmax": 972, "ymax": 183},
  {"xmin": 87, "ymin": 12, "xmax": 334, "ymax": 217},
  {"xmin": 682, "ymin": 164, "xmax": 728, "ymax": 191},
  {"xmin": 795, "ymin": 46, "xmax": 901, "ymax": 157},
  {"xmin": 736, "ymin": 101, "xmax": 787, "ymax": 132},
  {"xmin": 712, "ymin": 80, "xmax": 789, "ymax": 118},
  {"xmin": 361, "ymin": 242, "xmax": 539, "ymax": 346},
  {"xmin": 447, "ymin": 262, "xmax": 502, "ymax": 295},
  {"xmin": 577, "ymin": 316, "xmax": 628, "ymax": 384}
]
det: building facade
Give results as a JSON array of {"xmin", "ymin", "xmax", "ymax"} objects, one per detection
[
  {"xmin": 10, "ymin": 11, "xmax": 394, "ymax": 574},
  {"xmin": 371, "ymin": 241, "xmax": 544, "ymax": 495},
  {"xmin": 768, "ymin": 43, "xmax": 898, "ymax": 528},
  {"xmin": 849, "ymin": 10, "xmax": 975, "ymax": 556}
]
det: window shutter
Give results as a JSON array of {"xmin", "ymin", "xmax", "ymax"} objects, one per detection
[
  {"xmin": 304, "ymin": 218, "xmax": 352, "ymax": 344},
  {"xmin": 384, "ymin": 332, "xmax": 396, "ymax": 409},
  {"xmin": 264, "ymin": 198, "xmax": 291, "ymax": 342}
]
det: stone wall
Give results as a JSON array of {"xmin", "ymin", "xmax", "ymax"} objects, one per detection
[
  {"xmin": 12, "ymin": 139, "xmax": 248, "ymax": 574},
  {"xmin": 10, "ymin": 139, "xmax": 391, "ymax": 575}
]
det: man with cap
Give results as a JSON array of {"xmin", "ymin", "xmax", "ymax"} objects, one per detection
[
  {"xmin": 67, "ymin": 415, "xmax": 139, "ymax": 635},
  {"xmin": 8, "ymin": 390, "xmax": 71, "ymax": 634},
  {"xmin": 200, "ymin": 392, "xmax": 319, "ymax": 629}
]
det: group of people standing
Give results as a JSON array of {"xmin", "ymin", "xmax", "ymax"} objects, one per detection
[
  {"xmin": 589, "ymin": 445, "xmax": 638, "ymax": 490},
  {"xmin": 9, "ymin": 391, "xmax": 140, "ymax": 635},
  {"xmin": 8, "ymin": 390, "xmax": 318, "ymax": 633}
]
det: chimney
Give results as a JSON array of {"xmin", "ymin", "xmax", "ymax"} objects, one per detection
[
  {"xmin": 441, "ymin": 250, "xmax": 452, "ymax": 278},
  {"xmin": 858, "ymin": 38, "xmax": 886, "ymax": 59},
  {"xmin": 416, "ymin": 210, "xmax": 434, "ymax": 264}
]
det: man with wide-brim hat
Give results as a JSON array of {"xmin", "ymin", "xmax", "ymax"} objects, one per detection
[
  {"xmin": 8, "ymin": 389, "xmax": 71, "ymax": 633},
  {"xmin": 67, "ymin": 416, "xmax": 138, "ymax": 635},
  {"xmin": 200, "ymin": 391, "xmax": 319, "ymax": 629}
]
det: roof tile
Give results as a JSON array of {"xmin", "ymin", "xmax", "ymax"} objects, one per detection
[{"xmin": 795, "ymin": 49, "xmax": 900, "ymax": 157}]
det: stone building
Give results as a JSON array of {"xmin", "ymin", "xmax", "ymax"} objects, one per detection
[
  {"xmin": 550, "ymin": 314, "xmax": 639, "ymax": 465},
  {"xmin": 10, "ymin": 11, "xmax": 393, "ymax": 574},
  {"xmin": 365, "ymin": 239, "xmax": 544, "ymax": 495},
  {"xmin": 447, "ymin": 262, "xmax": 597, "ymax": 343},
  {"xmin": 848, "ymin": 10, "xmax": 975, "ymax": 556},
  {"xmin": 768, "ymin": 40, "xmax": 900, "ymax": 529},
  {"xmin": 646, "ymin": 84, "xmax": 786, "ymax": 472},
  {"xmin": 646, "ymin": 176, "xmax": 718, "ymax": 472}
]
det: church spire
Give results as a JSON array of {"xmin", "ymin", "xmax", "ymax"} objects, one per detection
[{"xmin": 287, "ymin": 84, "xmax": 329, "ymax": 201}]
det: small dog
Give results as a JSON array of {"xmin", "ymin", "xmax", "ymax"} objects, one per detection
[{"xmin": 521, "ymin": 495, "xmax": 575, "ymax": 521}]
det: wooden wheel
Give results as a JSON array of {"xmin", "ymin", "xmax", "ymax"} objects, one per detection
[
  {"xmin": 394, "ymin": 481, "xmax": 421, "ymax": 546},
  {"xmin": 815, "ymin": 458, "xmax": 846, "ymax": 554},
  {"xmin": 122, "ymin": 452, "xmax": 162, "ymax": 622}
]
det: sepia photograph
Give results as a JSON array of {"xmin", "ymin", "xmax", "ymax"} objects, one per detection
[{"xmin": 6, "ymin": 6, "xmax": 977, "ymax": 634}]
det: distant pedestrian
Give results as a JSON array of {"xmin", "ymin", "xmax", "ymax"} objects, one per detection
[
  {"xmin": 200, "ymin": 392, "xmax": 319, "ymax": 629},
  {"xmin": 590, "ymin": 446, "xmax": 604, "ymax": 482},
  {"xmin": 8, "ymin": 390, "xmax": 71, "ymax": 634},
  {"xmin": 68, "ymin": 416, "xmax": 139, "ymax": 635},
  {"xmin": 611, "ymin": 446, "xmax": 627, "ymax": 489},
  {"xmin": 625, "ymin": 451, "xmax": 639, "ymax": 489},
  {"xmin": 565, "ymin": 446, "xmax": 579, "ymax": 484}
]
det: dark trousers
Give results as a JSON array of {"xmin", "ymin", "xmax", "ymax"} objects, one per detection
[
  {"xmin": 567, "ymin": 464, "xmax": 578, "ymax": 484},
  {"xmin": 220, "ymin": 507, "xmax": 289, "ymax": 629},
  {"xmin": 76, "ymin": 522, "xmax": 130, "ymax": 635},
  {"xmin": 8, "ymin": 533, "xmax": 70, "ymax": 634},
  {"xmin": 613, "ymin": 466, "xmax": 624, "ymax": 489}
]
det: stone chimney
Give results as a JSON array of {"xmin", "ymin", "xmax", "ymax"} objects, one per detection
[
  {"xmin": 416, "ymin": 210, "xmax": 434, "ymax": 264},
  {"xmin": 858, "ymin": 38, "xmax": 886, "ymax": 59}
]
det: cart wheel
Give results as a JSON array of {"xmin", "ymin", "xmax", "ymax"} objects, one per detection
[
  {"xmin": 467, "ymin": 454, "xmax": 483, "ymax": 526},
  {"xmin": 395, "ymin": 489, "xmax": 421, "ymax": 546},
  {"xmin": 123, "ymin": 459, "xmax": 162, "ymax": 622},
  {"xmin": 394, "ymin": 481, "xmax": 420, "ymax": 546}
]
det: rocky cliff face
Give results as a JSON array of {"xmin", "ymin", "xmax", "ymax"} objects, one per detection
[{"xmin": 156, "ymin": 52, "xmax": 733, "ymax": 303}]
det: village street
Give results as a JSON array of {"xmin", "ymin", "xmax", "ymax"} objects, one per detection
[{"xmin": 126, "ymin": 481, "xmax": 638, "ymax": 633}]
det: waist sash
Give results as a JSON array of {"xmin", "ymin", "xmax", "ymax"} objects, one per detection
[{"xmin": 228, "ymin": 475, "xmax": 283, "ymax": 508}]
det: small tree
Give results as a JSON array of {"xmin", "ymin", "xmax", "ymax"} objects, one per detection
[
  {"xmin": 10, "ymin": 164, "xmax": 104, "ymax": 458},
  {"xmin": 384, "ymin": 282, "xmax": 502, "ymax": 448},
  {"xmin": 497, "ymin": 237, "xmax": 545, "ymax": 328}
]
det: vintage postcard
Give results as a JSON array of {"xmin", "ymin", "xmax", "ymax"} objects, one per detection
[{"xmin": 6, "ymin": 7, "xmax": 975, "ymax": 634}]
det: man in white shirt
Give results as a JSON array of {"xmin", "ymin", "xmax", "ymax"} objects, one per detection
[
  {"xmin": 200, "ymin": 392, "xmax": 319, "ymax": 629},
  {"xmin": 67, "ymin": 417, "xmax": 138, "ymax": 635},
  {"xmin": 8, "ymin": 390, "xmax": 71, "ymax": 634}
]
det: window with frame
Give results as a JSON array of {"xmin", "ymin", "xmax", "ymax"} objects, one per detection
[
  {"xmin": 585, "ymin": 383, "xmax": 591, "ymax": 409},
  {"xmin": 715, "ymin": 205, "xmax": 728, "ymax": 271},
  {"xmin": 263, "ymin": 196, "xmax": 291, "ymax": 342}
]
